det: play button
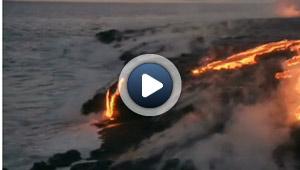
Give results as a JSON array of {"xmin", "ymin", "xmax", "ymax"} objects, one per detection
[
  {"xmin": 142, "ymin": 74, "xmax": 163, "ymax": 98},
  {"xmin": 119, "ymin": 54, "xmax": 182, "ymax": 116},
  {"xmin": 127, "ymin": 63, "xmax": 173, "ymax": 108}
]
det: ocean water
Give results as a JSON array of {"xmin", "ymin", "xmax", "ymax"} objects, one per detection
[{"xmin": 3, "ymin": 2, "xmax": 275, "ymax": 169}]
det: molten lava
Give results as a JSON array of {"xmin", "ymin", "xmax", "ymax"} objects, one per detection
[
  {"xmin": 192, "ymin": 39, "xmax": 300, "ymax": 123},
  {"xmin": 105, "ymin": 79, "xmax": 124, "ymax": 120},
  {"xmin": 103, "ymin": 40, "xmax": 300, "ymax": 121},
  {"xmin": 275, "ymin": 43, "xmax": 300, "ymax": 80},
  {"xmin": 192, "ymin": 40, "xmax": 300, "ymax": 76},
  {"xmin": 275, "ymin": 55, "xmax": 300, "ymax": 80}
]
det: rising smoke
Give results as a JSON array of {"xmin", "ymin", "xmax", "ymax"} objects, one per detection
[
  {"xmin": 115, "ymin": 46, "xmax": 299, "ymax": 170},
  {"xmin": 276, "ymin": 0, "xmax": 300, "ymax": 17}
]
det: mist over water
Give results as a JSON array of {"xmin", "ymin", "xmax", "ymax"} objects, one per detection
[{"xmin": 3, "ymin": 2, "xmax": 278, "ymax": 169}]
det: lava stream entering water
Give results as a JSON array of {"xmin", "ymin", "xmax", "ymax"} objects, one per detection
[
  {"xmin": 192, "ymin": 39, "xmax": 300, "ymax": 122},
  {"xmin": 105, "ymin": 79, "xmax": 124, "ymax": 120},
  {"xmin": 104, "ymin": 40, "xmax": 300, "ymax": 121}
]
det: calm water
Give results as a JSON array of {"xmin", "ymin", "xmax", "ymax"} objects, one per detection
[{"xmin": 3, "ymin": 2, "xmax": 275, "ymax": 169}]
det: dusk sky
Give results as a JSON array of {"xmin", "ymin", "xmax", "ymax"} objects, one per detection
[{"xmin": 6, "ymin": 0, "xmax": 275, "ymax": 2}]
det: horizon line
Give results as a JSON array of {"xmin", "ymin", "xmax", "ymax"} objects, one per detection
[{"xmin": 4, "ymin": 0, "xmax": 274, "ymax": 4}]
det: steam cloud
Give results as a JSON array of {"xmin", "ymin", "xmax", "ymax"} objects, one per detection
[
  {"xmin": 277, "ymin": 0, "xmax": 300, "ymax": 7},
  {"xmin": 276, "ymin": 0, "xmax": 300, "ymax": 17},
  {"xmin": 115, "ymin": 57, "xmax": 298, "ymax": 169}
]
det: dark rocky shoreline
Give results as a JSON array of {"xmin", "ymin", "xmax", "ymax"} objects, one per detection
[{"xmin": 27, "ymin": 18, "xmax": 300, "ymax": 170}]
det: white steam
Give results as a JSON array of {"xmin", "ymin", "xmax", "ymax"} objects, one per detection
[{"xmin": 115, "ymin": 61, "xmax": 298, "ymax": 169}]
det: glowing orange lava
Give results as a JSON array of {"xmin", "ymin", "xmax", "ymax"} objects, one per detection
[
  {"xmin": 103, "ymin": 40, "xmax": 300, "ymax": 121},
  {"xmin": 192, "ymin": 39, "xmax": 300, "ymax": 122},
  {"xmin": 296, "ymin": 113, "xmax": 300, "ymax": 121},
  {"xmin": 192, "ymin": 40, "xmax": 300, "ymax": 76},
  {"xmin": 275, "ymin": 44, "xmax": 300, "ymax": 80},
  {"xmin": 275, "ymin": 55, "xmax": 300, "ymax": 80},
  {"xmin": 105, "ymin": 79, "xmax": 124, "ymax": 120}
]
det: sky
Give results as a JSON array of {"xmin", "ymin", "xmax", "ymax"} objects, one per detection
[{"xmin": 5, "ymin": 0, "xmax": 275, "ymax": 3}]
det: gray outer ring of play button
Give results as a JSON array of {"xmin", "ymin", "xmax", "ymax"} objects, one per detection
[{"xmin": 119, "ymin": 54, "xmax": 182, "ymax": 116}]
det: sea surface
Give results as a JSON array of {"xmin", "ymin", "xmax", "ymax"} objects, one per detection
[{"xmin": 3, "ymin": 2, "xmax": 276, "ymax": 169}]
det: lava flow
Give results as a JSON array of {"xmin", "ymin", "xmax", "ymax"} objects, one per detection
[
  {"xmin": 192, "ymin": 40, "xmax": 300, "ymax": 76},
  {"xmin": 192, "ymin": 39, "xmax": 300, "ymax": 123},
  {"xmin": 275, "ymin": 44, "xmax": 300, "ymax": 80},
  {"xmin": 105, "ymin": 79, "xmax": 124, "ymax": 120},
  {"xmin": 275, "ymin": 55, "xmax": 300, "ymax": 79},
  {"xmin": 103, "ymin": 40, "xmax": 300, "ymax": 121}
]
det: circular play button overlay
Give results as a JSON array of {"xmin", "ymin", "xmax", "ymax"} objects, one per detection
[
  {"xmin": 119, "ymin": 54, "xmax": 182, "ymax": 116},
  {"xmin": 127, "ymin": 63, "xmax": 173, "ymax": 108}
]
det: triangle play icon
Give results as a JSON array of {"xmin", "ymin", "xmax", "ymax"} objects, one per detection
[{"xmin": 142, "ymin": 74, "xmax": 163, "ymax": 98}]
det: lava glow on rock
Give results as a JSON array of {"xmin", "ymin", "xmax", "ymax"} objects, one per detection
[
  {"xmin": 192, "ymin": 39, "xmax": 300, "ymax": 123},
  {"xmin": 191, "ymin": 40, "xmax": 300, "ymax": 76},
  {"xmin": 105, "ymin": 79, "xmax": 124, "ymax": 120},
  {"xmin": 104, "ymin": 40, "xmax": 300, "ymax": 123}
]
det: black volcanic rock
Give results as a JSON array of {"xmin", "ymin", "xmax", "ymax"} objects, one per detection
[
  {"xmin": 70, "ymin": 160, "xmax": 112, "ymax": 170},
  {"xmin": 81, "ymin": 82, "xmax": 122, "ymax": 116},
  {"xmin": 30, "ymin": 161, "xmax": 55, "ymax": 170},
  {"xmin": 48, "ymin": 150, "xmax": 81, "ymax": 167},
  {"xmin": 290, "ymin": 126, "xmax": 300, "ymax": 169},
  {"xmin": 96, "ymin": 29, "xmax": 122, "ymax": 44},
  {"xmin": 81, "ymin": 92, "xmax": 106, "ymax": 115},
  {"xmin": 161, "ymin": 159, "xmax": 180, "ymax": 170},
  {"xmin": 291, "ymin": 126, "xmax": 300, "ymax": 144},
  {"xmin": 76, "ymin": 18, "xmax": 300, "ymax": 170},
  {"xmin": 181, "ymin": 160, "xmax": 197, "ymax": 170},
  {"xmin": 119, "ymin": 50, "xmax": 138, "ymax": 63}
]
